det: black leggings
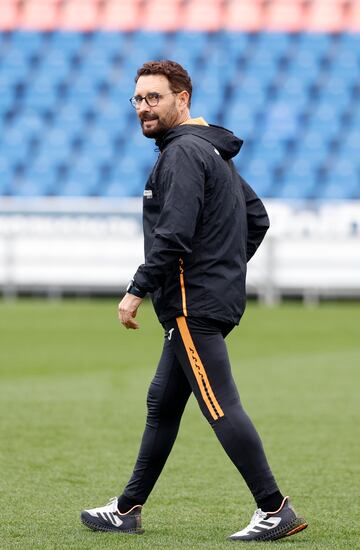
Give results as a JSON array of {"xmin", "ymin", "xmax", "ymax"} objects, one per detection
[{"xmin": 122, "ymin": 316, "xmax": 279, "ymax": 504}]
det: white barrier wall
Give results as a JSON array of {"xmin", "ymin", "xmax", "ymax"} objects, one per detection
[
  {"xmin": 0, "ymin": 198, "xmax": 359, "ymax": 301},
  {"xmin": 247, "ymin": 200, "xmax": 360, "ymax": 302}
]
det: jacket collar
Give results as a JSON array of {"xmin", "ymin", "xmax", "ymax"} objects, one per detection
[{"xmin": 180, "ymin": 117, "xmax": 209, "ymax": 127}]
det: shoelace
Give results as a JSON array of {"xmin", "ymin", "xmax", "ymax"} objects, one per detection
[{"xmin": 248, "ymin": 508, "xmax": 267, "ymax": 527}]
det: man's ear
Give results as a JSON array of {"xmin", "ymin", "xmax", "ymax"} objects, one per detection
[{"xmin": 178, "ymin": 90, "xmax": 190, "ymax": 109}]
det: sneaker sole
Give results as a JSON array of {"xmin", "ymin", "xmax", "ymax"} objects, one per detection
[
  {"xmin": 229, "ymin": 517, "xmax": 308, "ymax": 542},
  {"xmin": 284, "ymin": 520, "xmax": 308, "ymax": 538},
  {"xmin": 80, "ymin": 515, "xmax": 144, "ymax": 535}
]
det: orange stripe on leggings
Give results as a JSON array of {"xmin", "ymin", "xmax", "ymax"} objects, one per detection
[
  {"xmin": 179, "ymin": 258, "xmax": 188, "ymax": 317},
  {"xmin": 176, "ymin": 316, "xmax": 224, "ymax": 421}
]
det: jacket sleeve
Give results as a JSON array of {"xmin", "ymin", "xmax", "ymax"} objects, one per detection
[
  {"xmin": 240, "ymin": 175, "xmax": 270, "ymax": 262},
  {"xmin": 133, "ymin": 144, "xmax": 205, "ymax": 293}
]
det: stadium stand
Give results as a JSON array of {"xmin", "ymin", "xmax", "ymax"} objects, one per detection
[{"xmin": 0, "ymin": 0, "xmax": 359, "ymax": 199}]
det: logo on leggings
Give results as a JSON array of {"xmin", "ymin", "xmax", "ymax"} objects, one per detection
[{"xmin": 168, "ymin": 328, "xmax": 174, "ymax": 341}]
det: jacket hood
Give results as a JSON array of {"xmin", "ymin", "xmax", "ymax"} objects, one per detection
[{"xmin": 156, "ymin": 124, "xmax": 243, "ymax": 161}]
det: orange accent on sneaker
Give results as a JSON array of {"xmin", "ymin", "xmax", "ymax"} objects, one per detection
[
  {"xmin": 118, "ymin": 505, "xmax": 142, "ymax": 515},
  {"xmin": 285, "ymin": 522, "xmax": 308, "ymax": 537}
]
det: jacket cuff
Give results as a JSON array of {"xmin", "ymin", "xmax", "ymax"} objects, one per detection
[{"xmin": 126, "ymin": 279, "xmax": 147, "ymax": 298}]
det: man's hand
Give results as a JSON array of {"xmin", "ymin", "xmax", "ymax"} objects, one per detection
[{"xmin": 118, "ymin": 293, "xmax": 143, "ymax": 329}]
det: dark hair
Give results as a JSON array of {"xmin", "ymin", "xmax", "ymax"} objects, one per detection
[{"xmin": 135, "ymin": 60, "xmax": 192, "ymax": 107}]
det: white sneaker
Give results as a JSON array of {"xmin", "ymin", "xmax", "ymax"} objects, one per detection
[
  {"xmin": 229, "ymin": 496, "xmax": 307, "ymax": 541},
  {"xmin": 80, "ymin": 496, "xmax": 144, "ymax": 534}
]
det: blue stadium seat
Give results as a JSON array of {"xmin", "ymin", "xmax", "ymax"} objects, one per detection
[
  {"xmin": 230, "ymin": 76, "xmax": 267, "ymax": 111},
  {"xmin": 81, "ymin": 142, "xmax": 114, "ymax": 165},
  {"xmin": 51, "ymin": 104, "xmax": 85, "ymax": 136},
  {"xmin": 104, "ymin": 180, "xmax": 135, "ymax": 198},
  {"xmin": 197, "ymin": 69, "xmax": 224, "ymax": 96},
  {"xmin": 105, "ymin": 172, "xmax": 143, "ymax": 197},
  {"xmin": 261, "ymin": 100, "xmax": 299, "ymax": 139},
  {"xmin": 22, "ymin": 158, "xmax": 58, "ymax": 195},
  {"xmin": 133, "ymin": 31, "xmax": 168, "ymax": 58},
  {"xmin": 319, "ymin": 75, "xmax": 352, "ymax": 109},
  {"xmin": 256, "ymin": 32, "xmax": 292, "ymax": 58},
  {"xmin": 242, "ymin": 156, "xmax": 274, "ymax": 196},
  {"xmin": 122, "ymin": 130, "xmax": 158, "ymax": 167},
  {"xmin": 66, "ymin": 72, "xmax": 100, "ymax": 104},
  {"xmin": 10, "ymin": 31, "xmax": 45, "ymax": 57},
  {"xmin": 190, "ymin": 97, "xmax": 221, "ymax": 124},
  {"xmin": 274, "ymin": 91, "xmax": 308, "ymax": 118},
  {"xmin": 158, "ymin": 44, "xmax": 196, "ymax": 74},
  {"xmin": 81, "ymin": 127, "xmax": 115, "ymax": 164},
  {"xmin": 96, "ymin": 101, "xmax": 131, "ymax": 137},
  {"xmin": 279, "ymin": 180, "xmax": 315, "ymax": 200},
  {"xmin": 248, "ymin": 40, "xmax": 284, "ymax": 76},
  {"xmin": 0, "ymin": 157, "xmax": 14, "ymax": 194},
  {"xmin": 38, "ymin": 50, "xmax": 70, "ymax": 81},
  {"xmin": 78, "ymin": 52, "xmax": 112, "ymax": 80},
  {"xmin": 286, "ymin": 56, "xmax": 320, "ymax": 84},
  {"xmin": 279, "ymin": 158, "xmax": 317, "ymax": 199},
  {"xmin": 168, "ymin": 31, "xmax": 209, "ymax": 71},
  {"xmin": 174, "ymin": 31, "xmax": 209, "ymax": 56},
  {"xmin": 22, "ymin": 74, "xmax": 59, "ymax": 109},
  {"xmin": 348, "ymin": 107, "xmax": 360, "ymax": 129},
  {"xmin": 222, "ymin": 102, "xmax": 256, "ymax": 139},
  {"xmin": 105, "ymin": 152, "xmax": 146, "ymax": 197},
  {"xmin": 108, "ymin": 73, "xmax": 137, "ymax": 103},
  {"xmin": 301, "ymin": 128, "xmax": 329, "ymax": 160},
  {"xmin": 202, "ymin": 45, "xmax": 237, "ymax": 83},
  {"xmin": 277, "ymin": 74, "xmax": 308, "ymax": 98},
  {"xmin": 306, "ymin": 102, "xmax": 343, "ymax": 135},
  {"xmin": 322, "ymin": 158, "xmax": 359, "ymax": 199},
  {"xmin": 245, "ymin": 61, "xmax": 277, "ymax": 82},
  {"xmin": 61, "ymin": 178, "xmax": 97, "ymax": 197},
  {"xmin": 342, "ymin": 128, "xmax": 360, "ymax": 155},
  {"xmin": 61, "ymin": 157, "xmax": 101, "ymax": 196},
  {"xmin": 69, "ymin": 156, "xmax": 100, "ymax": 179},
  {"xmin": 222, "ymin": 31, "xmax": 249, "ymax": 56},
  {"xmin": 0, "ymin": 175, "xmax": 13, "ymax": 195},
  {"xmin": 50, "ymin": 31, "xmax": 85, "ymax": 58},
  {"xmin": 339, "ymin": 33, "xmax": 360, "ymax": 53},
  {"xmin": 0, "ymin": 75, "xmax": 16, "ymax": 113},
  {"xmin": 0, "ymin": 47, "xmax": 29, "ymax": 80},
  {"xmin": 232, "ymin": 148, "xmax": 250, "ymax": 174},
  {"xmin": 90, "ymin": 31, "xmax": 129, "ymax": 58},
  {"xmin": 0, "ymin": 126, "xmax": 29, "ymax": 162},
  {"xmin": 13, "ymin": 174, "xmax": 52, "ymax": 197},
  {"xmin": 330, "ymin": 53, "xmax": 359, "ymax": 78},
  {"xmin": 255, "ymin": 137, "xmax": 287, "ymax": 166},
  {"xmin": 192, "ymin": 72, "xmax": 224, "ymax": 119},
  {"xmin": 14, "ymin": 108, "xmax": 46, "ymax": 131},
  {"xmin": 42, "ymin": 127, "xmax": 73, "ymax": 158},
  {"xmin": 0, "ymin": 29, "xmax": 358, "ymax": 199},
  {"xmin": 297, "ymin": 33, "xmax": 332, "ymax": 58}
]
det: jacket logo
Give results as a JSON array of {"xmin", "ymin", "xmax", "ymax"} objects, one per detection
[
  {"xmin": 168, "ymin": 328, "xmax": 174, "ymax": 341},
  {"xmin": 144, "ymin": 189, "xmax": 153, "ymax": 199}
]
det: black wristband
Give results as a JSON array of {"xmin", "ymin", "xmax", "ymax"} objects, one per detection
[{"xmin": 126, "ymin": 280, "xmax": 146, "ymax": 298}]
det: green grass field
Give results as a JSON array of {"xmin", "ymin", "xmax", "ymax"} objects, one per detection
[{"xmin": 0, "ymin": 299, "xmax": 359, "ymax": 550}]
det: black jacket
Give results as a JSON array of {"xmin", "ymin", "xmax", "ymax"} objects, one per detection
[{"xmin": 133, "ymin": 124, "xmax": 269, "ymax": 325}]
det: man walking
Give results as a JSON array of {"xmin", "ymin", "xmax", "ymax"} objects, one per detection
[{"xmin": 80, "ymin": 60, "xmax": 307, "ymax": 542}]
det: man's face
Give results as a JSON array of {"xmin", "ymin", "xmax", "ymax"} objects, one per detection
[{"xmin": 133, "ymin": 74, "xmax": 184, "ymax": 139}]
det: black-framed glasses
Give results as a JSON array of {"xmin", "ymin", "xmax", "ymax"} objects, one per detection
[{"xmin": 129, "ymin": 92, "xmax": 176, "ymax": 110}]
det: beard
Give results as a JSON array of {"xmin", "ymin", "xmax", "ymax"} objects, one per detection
[{"xmin": 139, "ymin": 103, "xmax": 180, "ymax": 139}]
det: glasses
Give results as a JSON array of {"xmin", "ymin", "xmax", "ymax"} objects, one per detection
[{"xmin": 129, "ymin": 92, "xmax": 176, "ymax": 110}]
